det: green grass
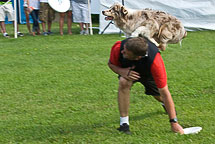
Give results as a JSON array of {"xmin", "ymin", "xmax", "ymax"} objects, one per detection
[{"xmin": 0, "ymin": 23, "xmax": 215, "ymax": 143}]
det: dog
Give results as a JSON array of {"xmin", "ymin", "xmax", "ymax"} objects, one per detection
[{"xmin": 102, "ymin": 3, "xmax": 187, "ymax": 51}]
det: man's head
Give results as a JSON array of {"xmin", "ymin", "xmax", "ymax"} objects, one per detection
[{"xmin": 122, "ymin": 37, "xmax": 148, "ymax": 60}]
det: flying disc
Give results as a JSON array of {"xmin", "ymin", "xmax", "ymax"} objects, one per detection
[
  {"xmin": 183, "ymin": 127, "xmax": 202, "ymax": 134},
  {"xmin": 48, "ymin": 0, "xmax": 70, "ymax": 13}
]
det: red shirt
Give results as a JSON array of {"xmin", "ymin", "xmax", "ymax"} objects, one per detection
[{"xmin": 109, "ymin": 41, "xmax": 167, "ymax": 88}]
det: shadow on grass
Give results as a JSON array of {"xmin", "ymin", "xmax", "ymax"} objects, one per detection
[
  {"xmin": 2, "ymin": 121, "xmax": 112, "ymax": 142},
  {"xmin": 131, "ymin": 111, "xmax": 166, "ymax": 121},
  {"xmin": 4, "ymin": 111, "xmax": 166, "ymax": 142}
]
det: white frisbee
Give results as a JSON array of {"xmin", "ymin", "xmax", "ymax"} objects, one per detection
[
  {"xmin": 48, "ymin": 0, "xmax": 70, "ymax": 13},
  {"xmin": 183, "ymin": 127, "xmax": 202, "ymax": 134}
]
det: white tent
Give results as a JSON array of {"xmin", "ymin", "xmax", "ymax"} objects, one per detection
[
  {"xmin": 91, "ymin": 0, "xmax": 100, "ymax": 14},
  {"xmin": 98, "ymin": 0, "xmax": 215, "ymax": 34}
]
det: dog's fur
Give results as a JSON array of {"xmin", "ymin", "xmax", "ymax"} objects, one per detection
[{"xmin": 102, "ymin": 3, "xmax": 187, "ymax": 51}]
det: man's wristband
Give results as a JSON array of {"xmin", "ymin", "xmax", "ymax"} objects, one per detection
[{"xmin": 169, "ymin": 118, "xmax": 178, "ymax": 123}]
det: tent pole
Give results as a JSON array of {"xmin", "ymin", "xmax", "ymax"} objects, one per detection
[
  {"xmin": 18, "ymin": 0, "xmax": 21, "ymax": 23},
  {"xmin": 14, "ymin": 0, "xmax": 17, "ymax": 38},
  {"xmin": 88, "ymin": 0, "xmax": 93, "ymax": 35}
]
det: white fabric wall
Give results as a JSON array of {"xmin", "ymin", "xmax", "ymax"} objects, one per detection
[
  {"xmin": 99, "ymin": 0, "xmax": 215, "ymax": 34},
  {"xmin": 91, "ymin": 0, "xmax": 100, "ymax": 14}
]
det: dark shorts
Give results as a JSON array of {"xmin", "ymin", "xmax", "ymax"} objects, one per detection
[
  {"xmin": 118, "ymin": 76, "xmax": 160, "ymax": 96},
  {"xmin": 139, "ymin": 79, "xmax": 160, "ymax": 96}
]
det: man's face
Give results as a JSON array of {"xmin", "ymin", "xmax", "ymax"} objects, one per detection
[{"xmin": 121, "ymin": 46, "xmax": 139, "ymax": 60}]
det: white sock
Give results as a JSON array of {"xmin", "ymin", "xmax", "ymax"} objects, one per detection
[{"xmin": 120, "ymin": 116, "xmax": 129, "ymax": 125}]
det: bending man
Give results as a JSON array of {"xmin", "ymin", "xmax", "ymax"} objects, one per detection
[{"xmin": 108, "ymin": 37, "xmax": 184, "ymax": 134}]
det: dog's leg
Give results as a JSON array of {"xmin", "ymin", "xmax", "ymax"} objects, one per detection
[
  {"xmin": 148, "ymin": 38, "xmax": 159, "ymax": 47},
  {"xmin": 131, "ymin": 26, "xmax": 159, "ymax": 46},
  {"xmin": 130, "ymin": 26, "xmax": 145, "ymax": 37},
  {"xmin": 125, "ymin": 33, "xmax": 131, "ymax": 38},
  {"xmin": 158, "ymin": 43, "xmax": 167, "ymax": 51},
  {"xmin": 158, "ymin": 26, "xmax": 173, "ymax": 51}
]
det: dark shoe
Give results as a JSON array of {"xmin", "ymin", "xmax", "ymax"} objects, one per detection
[
  {"xmin": 162, "ymin": 104, "xmax": 177, "ymax": 115},
  {"xmin": 17, "ymin": 32, "xmax": 24, "ymax": 37},
  {"xmin": 117, "ymin": 123, "xmax": 131, "ymax": 135},
  {"xmin": 162, "ymin": 103, "xmax": 168, "ymax": 114},
  {"xmin": 47, "ymin": 31, "xmax": 53, "ymax": 35}
]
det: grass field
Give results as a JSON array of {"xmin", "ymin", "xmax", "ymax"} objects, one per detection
[{"xmin": 0, "ymin": 23, "xmax": 214, "ymax": 143}]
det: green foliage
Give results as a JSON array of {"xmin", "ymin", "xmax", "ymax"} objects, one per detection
[
  {"xmin": 0, "ymin": 23, "xmax": 215, "ymax": 143},
  {"xmin": 91, "ymin": 14, "xmax": 99, "ymax": 23}
]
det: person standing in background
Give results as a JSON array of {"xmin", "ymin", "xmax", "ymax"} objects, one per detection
[
  {"xmin": 26, "ymin": 0, "xmax": 40, "ymax": 36},
  {"xmin": 0, "ymin": 0, "xmax": 24, "ymax": 38},
  {"xmin": 39, "ymin": 0, "xmax": 55, "ymax": 36},
  {"xmin": 59, "ymin": 0, "xmax": 72, "ymax": 36},
  {"xmin": 72, "ymin": 0, "xmax": 90, "ymax": 35},
  {"xmin": 23, "ymin": 0, "xmax": 32, "ymax": 35}
]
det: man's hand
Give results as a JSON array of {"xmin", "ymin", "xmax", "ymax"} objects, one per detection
[
  {"xmin": 121, "ymin": 66, "xmax": 140, "ymax": 81},
  {"xmin": 171, "ymin": 123, "xmax": 184, "ymax": 134},
  {"xmin": 108, "ymin": 62, "xmax": 140, "ymax": 81}
]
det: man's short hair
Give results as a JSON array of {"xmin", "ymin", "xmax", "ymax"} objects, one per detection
[{"xmin": 124, "ymin": 37, "xmax": 148, "ymax": 56}]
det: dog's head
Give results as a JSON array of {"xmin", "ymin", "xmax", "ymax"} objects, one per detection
[{"xmin": 102, "ymin": 3, "xmax": 128, "ymax": 21}]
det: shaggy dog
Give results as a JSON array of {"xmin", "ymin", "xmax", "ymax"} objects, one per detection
[{"xmin": 102, "ymin": 3, "xmax": 187, "ymax": 51}]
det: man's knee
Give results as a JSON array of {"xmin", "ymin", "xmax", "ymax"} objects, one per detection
[
  {"xmin": 119, "ymin": 77, "xmax": 133, "ymax": 89},
  {"xmin": 153, "ymin": 95, "xmax": 163, "ymax": 102}
]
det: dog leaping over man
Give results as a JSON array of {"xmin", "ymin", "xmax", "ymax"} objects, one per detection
[{"xmin": 102, "ymin": 3, "xmax": 187, "ymax": 51}]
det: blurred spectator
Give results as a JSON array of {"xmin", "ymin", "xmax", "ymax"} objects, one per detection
[
  {"xmin": 72, "ymin": 0, "xmax": 90, "ymax": 35},
  {"xmin": 23, "ymin": 0, "xmax": 32, "ymax": 34},
  {"xmin": 0, "ymin": 0, "xmax": 24, "ymax": 38},
  {"xmin": 39, "ymin": 0, "xmax": 55, "ymax": 36},
  {"xmin": 59, "ymin": 0, "xmax": 72, "ymax": 36},
  {"xmin": 26, "ymin": 0, "xmax": 40, "ymax": 36}
]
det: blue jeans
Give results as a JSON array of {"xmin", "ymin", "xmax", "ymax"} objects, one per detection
[{"xmin": 30, "ymin": 10, "xmax": 40, "ymax": 32}]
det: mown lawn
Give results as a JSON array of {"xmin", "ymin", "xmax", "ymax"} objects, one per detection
[{"xmin": 0, "ymin": 23, "xmax": 214, "ymax": 143}]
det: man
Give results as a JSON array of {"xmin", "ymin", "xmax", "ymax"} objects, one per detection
[
  {"xmin": 72, "ymin": 0, "xmax": 90, "ymax": 35},
  {"xmin": 39, "ymin": 0, "xmax": 55, "ymax": 36},
  {"xmin": 23, "ymin": 0, "xmax": 32, "ymax": 34},
  {"xmin": 108, "ymin": 37, "xmax": 184, "ymax": 134},
  {"xmin": 0, "ymin": 0, "xmax": 24, "ymax": 38},
  {"xmin": 26, "ymin": 0, "xmax": 40, "ymax": 36},
  {"xmin": 59, "ymin": 0, "xmax": 72, "ymax": 36}
]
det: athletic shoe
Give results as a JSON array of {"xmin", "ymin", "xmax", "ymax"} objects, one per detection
[
  {"xmin": 43, "ymin": 32, "xmax": 48, "ymax": 36},
  {"xmin": 47, "ymin": 31, "xmax": 53, "ymax": 35},
  {"xmin": 3, "ymin": 33, "xmax": 10, "ymax": 38},
  {"xmin": 162, "ymin": 103, "xmax": 177, "ymax": 115},
  {"xmin": 17, "ymin": 32, "xmax": 24, "ymax": 37},
  {"xmin": 117, "ymin": 123, "xmax": 131, "ymax": 135},
  {"xmin": 162, "ymin": 103, "xmax": 168, "ymax": 114},
  {"xmin": 80, "ymin": 30, "xmax": 85, "ymax": 35},
  {"xmin": 84, "ymin": 30, "xmax": 89, "ymax": 35}
]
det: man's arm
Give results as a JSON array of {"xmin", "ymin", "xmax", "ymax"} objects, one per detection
[
  {"xmin": 108, "ymin": 62, "xmax": 140, "ymax": 81},
  {"xmin": 158, "ymin": 85, "xmax": 184, "ymax": 134}
]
